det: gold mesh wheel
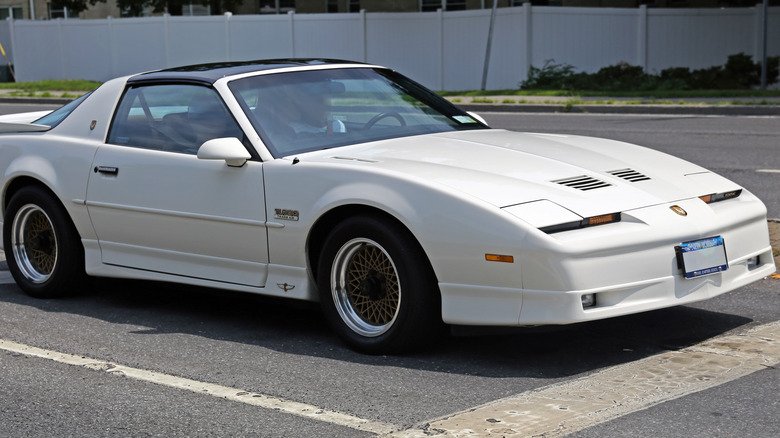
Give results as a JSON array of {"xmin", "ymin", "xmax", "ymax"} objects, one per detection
[
  {"xmin": 11, "ymin": 204, "xmax": 58, "ymax": 284},
  {"xmin": 331, "ymin": 238, "xmax": 401, "ymax": 337}
]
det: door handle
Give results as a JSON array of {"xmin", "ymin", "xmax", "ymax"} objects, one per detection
[{"xmin": 94, "ymin": 166, "xmax": 119, "ymax": 175}]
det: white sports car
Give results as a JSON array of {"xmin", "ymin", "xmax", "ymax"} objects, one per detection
[{"xmin": 0, "ymin": 60, "xmax": 775, "ymax": 353}]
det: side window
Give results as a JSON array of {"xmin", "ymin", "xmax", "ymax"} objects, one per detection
[{"xmin": 108, "ymin": 84, "xmax": 244, "ymax": 154}]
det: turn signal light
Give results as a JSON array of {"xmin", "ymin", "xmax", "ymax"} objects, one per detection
[
  {"xmin": 587, "ymin": 213, "xmax": 619, "ymax": 226},
  {"xmin": 540, "ymin": 212, "xmax": 621, "ymax": 234},
  {"xmin": 699, "ymin": 189, "xmax": 742, "ymax": 204},
  {"xmin": 485, "ymin": 254, "xmax": 514, "ymax": 263}
]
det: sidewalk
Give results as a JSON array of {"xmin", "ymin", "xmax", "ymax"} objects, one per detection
[
  {"xmin": 1, "ymin": 88, "xmax": 780, "ymax": 116},
  {"xmin": 449, "ymin": 94, "xmax": 780, "ymax": 116}
]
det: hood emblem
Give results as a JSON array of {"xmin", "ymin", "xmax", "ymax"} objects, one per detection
[{"xmin": 670, "ymin": 205, "xmax": 687, "ymax": 216}]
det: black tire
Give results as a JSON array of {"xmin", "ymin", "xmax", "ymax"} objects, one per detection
[
  {"xmin": 3, "ymin": 186, "xmax": 85, "ymax": 298},
  {"xmin": 317, "ymin": 215, "xmax": 442, "ymax": 354}
]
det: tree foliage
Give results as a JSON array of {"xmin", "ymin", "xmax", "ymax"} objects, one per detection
[{"xmin": 51, "ymin": 0, "xmax": 244, "ymax": 17}]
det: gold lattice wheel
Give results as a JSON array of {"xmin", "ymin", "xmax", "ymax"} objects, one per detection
[
  {"xmin": 331, "ymin": 238, "xmax": 401, "ymax": 337},
  {"xmin": 11, "ymin": 204, "xmax": 58, "ymax": 284}
]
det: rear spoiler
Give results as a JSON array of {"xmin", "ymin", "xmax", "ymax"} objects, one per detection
[
  {"xmin": 0, "ymin": 122, "xmax": 50, "ymax": 133},
  {"xmin": 0, "ymin": 110, "xmax": 52, "ymax": 133}
]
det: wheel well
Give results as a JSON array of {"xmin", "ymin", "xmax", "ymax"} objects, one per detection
[
  {"xmin": 3, "ymin": 177, "xmax": 57, "ymax": 212},
  {"xmin": 307, "ymin": 205, "xmax": 435, "ymax": 282},
  {"xmin": 2, "ymin": 177, "xmax": 81, "ymax": 243}
]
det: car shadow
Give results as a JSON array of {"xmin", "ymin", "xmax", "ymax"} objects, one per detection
[{"xmin": 0, "ymin": 276, "xmax": 752, "ymax": 379}]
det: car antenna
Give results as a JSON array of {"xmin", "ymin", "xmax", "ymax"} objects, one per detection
[{"xmin": 292, "ymin": 157, "xmax": 300, "ymax": 165}]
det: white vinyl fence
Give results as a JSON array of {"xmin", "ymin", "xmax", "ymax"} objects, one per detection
[{"xmin": 1, "ymin": 4, "xmax": 778, "ymax": 90}]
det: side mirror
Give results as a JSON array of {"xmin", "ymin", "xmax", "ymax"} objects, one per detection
[{"xmin": 197, "ymin": 137, "xmax": 251, "ymax": 167}]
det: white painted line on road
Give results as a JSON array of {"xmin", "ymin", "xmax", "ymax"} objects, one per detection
[
  {"xmin": 0, "ymin": 338, "xmax": 397, "ymax": 435},
  {"xmin": 756, "ymin": 169, "xmax": 780, "ymax": 173},
  {"xmin": 391, "ymin": 321, "xmax": 780, "ymax": 438},
  {"xmin": 2, "ymin": 311, "xmax": 777, "ymax": 438}
]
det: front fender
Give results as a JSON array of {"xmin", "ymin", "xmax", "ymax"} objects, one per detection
[{"xmin": 263, "ymin": 159, "xmax": 533, "ymax": 291}]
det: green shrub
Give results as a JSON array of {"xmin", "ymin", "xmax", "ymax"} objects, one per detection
[
  {"xmin": 520, "ymin": 59, "xmax": 577, "ymax": 90},
  {"xmin": 519, "ymin": 53, "xmax": 780, "ymax": 91}
]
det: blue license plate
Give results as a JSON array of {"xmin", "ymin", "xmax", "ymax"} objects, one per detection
[{"xmin": 676, "ymin": 236, "xmax": 728, "ymax": 279}]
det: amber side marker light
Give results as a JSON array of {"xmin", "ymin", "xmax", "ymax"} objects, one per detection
[
  {"xmin": 700, "ymin": 189, "xmax": 742, "ymax": 204},
  {"xmin": 486, "ymin": 254, "xmax": 514, "ymax": 263}
]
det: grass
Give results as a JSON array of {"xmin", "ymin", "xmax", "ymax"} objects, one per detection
[
  {"xmin": 441, "ymin": 88, "xmax": 780, "ymax": 106},
  {"xmin": 0, "ymin": 80, "xmax": 101, "ymax": 92},
  {"xmin": 437, "ymin": 89, "xmax": 780, "ymax": 99}
]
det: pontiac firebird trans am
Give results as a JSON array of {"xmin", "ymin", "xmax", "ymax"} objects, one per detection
[{"xmin": 0, "ymin": 60, "xmax": 775, "ymax": 353}]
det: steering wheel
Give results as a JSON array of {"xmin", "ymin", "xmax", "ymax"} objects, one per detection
[{"xmin": 363, "ymin": 112, "xmax": 406, "ymax": 130}]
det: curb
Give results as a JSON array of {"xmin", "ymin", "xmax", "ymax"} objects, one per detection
[
  {"xmin": 1, "ymin": 96, "xmax": 779, "ymax": 117},
  {"xmin": 457, "ymin": 103, "xmax": 780, "ymax": 116}
]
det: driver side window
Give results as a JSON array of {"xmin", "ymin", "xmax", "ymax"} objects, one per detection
[{"xmin": 108, "ymin": 84, "xmax": 244, "ymax": 154}]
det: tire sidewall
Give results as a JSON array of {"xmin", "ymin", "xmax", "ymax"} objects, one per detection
[
  {"xmin": 317, "ymin": 215, "xmax": 440, "ymax": 354},
  {"xmin": 3, "ymin": 186, "xmax": 83, "ymax": 298}
]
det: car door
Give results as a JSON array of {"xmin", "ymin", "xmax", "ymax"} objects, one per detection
[{"xmin": 86, "ymin": 83, "xmax": 268, "ymax": 287}]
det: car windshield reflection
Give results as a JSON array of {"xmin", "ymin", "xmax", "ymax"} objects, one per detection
[{"xmin": 228, "ymin": 68, "xmax": 487, "ymax": 157}]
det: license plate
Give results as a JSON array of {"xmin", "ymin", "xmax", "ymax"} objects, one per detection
[{"xmin": 676, "ymin": 236, "xmax": 728, "ymax": 279}]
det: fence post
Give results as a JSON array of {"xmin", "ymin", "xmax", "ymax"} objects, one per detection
[
  {"xmin": 524, "ymin": 2, "xmax": 532, "ymax": 80},
  {"xmin": 8, "ymin": 18, "xmax": 15, "ymax": 79},
  {"xmin": 360, "ymin": 9, "xmax": 367, "ymax": 62},
  {"xmin": 289, "ymin": 11, "xmax": 295, "ymax": 58},
  {"xmin": 439, "ymin": 8, "xmax": 444, "ymax": 90},
  {"xmin": 57, "ymin": 18, "xmax": 66, "ymax": 79},
  {"xmin": 107, "ymin": 16, "xmax": 115, "ymax": 79},
  {"xmin": 164, "ymin": 13, "xmax": 171, "ymax": 67},
  {"xmin": 225, "ymin": 12, "xmax": 232, "ymax": 62},
  {"xmin": 637, "ymin": 4, "xmax": 648, "ymax": 72}
]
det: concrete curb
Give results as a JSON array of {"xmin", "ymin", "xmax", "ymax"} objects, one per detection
[
  {"xmin": 457, "ymin": 103, "xmax": 780, "ymax": 116},
  {"xmin": 1, "ymin": 96, "xmax": 779, "ymax": 116}
]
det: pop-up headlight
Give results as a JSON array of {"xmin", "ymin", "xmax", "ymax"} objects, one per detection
[{"xmin": 503, "ymin": 200, "xmax": 621, "ymax": 234}]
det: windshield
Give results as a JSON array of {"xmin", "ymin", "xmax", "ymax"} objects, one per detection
[
  {"xmin": 33, "ymin": 91, "xmax": 92, "ymax": 128},
  {"xmin": 228, "ymin": 68, "xmax": 487, "ymax": 157}
]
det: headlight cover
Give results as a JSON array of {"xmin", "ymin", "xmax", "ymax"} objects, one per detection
[{"xmin": 503, "ymin": 200, "xmax": 621, "ymax": 234}]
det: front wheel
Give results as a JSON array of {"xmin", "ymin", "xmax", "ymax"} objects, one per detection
[
  {"xmin": 3, "ymin": 186, "xmax": 85, "ymax": 298},
  {"xmin": 317, "ymin": 216, "xmax": 442, "ymax": 354}
]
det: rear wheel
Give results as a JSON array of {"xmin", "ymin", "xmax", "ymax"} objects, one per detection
[
  {"xmin": 317, "ymin": 216, "xmax": 442, "ymax": 354},
  {"xmin": 3, "ymin": 186, "xmax": 85, "ymax": 298}
]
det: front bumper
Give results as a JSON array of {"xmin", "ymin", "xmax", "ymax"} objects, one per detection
[{"xmin": 439, "ymin": 195, "xmax": 776, "ymax": 326}]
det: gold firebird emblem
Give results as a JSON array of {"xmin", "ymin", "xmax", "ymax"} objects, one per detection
[
  {"xmin": 277, "ymin": 283, "xmax": 295, "ymax": 292},
  {"xmin": 670, "ymin": 205, "xmax": 687, "ymax": 216}
]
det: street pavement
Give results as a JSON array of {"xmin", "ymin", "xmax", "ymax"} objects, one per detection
[
  {"xmin": 0, "ymin": 101, "xmax": 777, "ymax": 437},
  {"xmin": 452, "ymin": 94, "xmax": 780, "ymax": 116}
]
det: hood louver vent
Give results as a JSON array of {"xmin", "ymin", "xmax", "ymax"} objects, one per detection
[
  {"xmin": 609, "ymin": 168, "xmax": 651, "ymax": 182},
  {"xmin": 553, "ymin": 175, "xmax": 612, "ymax": 191}
]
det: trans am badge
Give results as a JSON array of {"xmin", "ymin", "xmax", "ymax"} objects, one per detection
[{"xmin": 274, "ymin": 208, "xmax": 299, "ymax": 221}]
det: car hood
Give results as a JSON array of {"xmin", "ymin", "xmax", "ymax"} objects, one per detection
[{"xmin": 301, "ymin": 129, "xmax": 739, "ymax": 218}]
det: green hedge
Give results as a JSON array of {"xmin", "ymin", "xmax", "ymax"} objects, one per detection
[{"xmin": 520, "ymin": 53, "xmax": 779, "ymax": 91}]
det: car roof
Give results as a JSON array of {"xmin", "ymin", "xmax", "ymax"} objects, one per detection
[{"xmin": 127, "ymin": 59, "xmax": 370, "ymax": 86}]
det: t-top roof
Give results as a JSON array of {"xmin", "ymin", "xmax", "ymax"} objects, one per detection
[{"xmin": 128, "ymin": 59, "xmax": 369, "ymax": 85}]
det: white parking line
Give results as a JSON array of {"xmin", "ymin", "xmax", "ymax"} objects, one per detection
[
  {"xmin": 390, "ymin": 321, "xmax": 780, "ymax": 437},
  {"xmin": 757, "ymin": 169, "xmax": 780, "ymax": 173},
  {"xmin": 1, "ymin": 308, "xmax": 777, "ymax": 437},
  {"xmin": 0, "ymin": 338, "xmax": 397, "ymax": 435}
]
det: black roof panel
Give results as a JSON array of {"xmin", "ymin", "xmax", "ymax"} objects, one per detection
[{"xmin": 128, "ymin": 59, "xmax": 369, "ymax": 85}]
